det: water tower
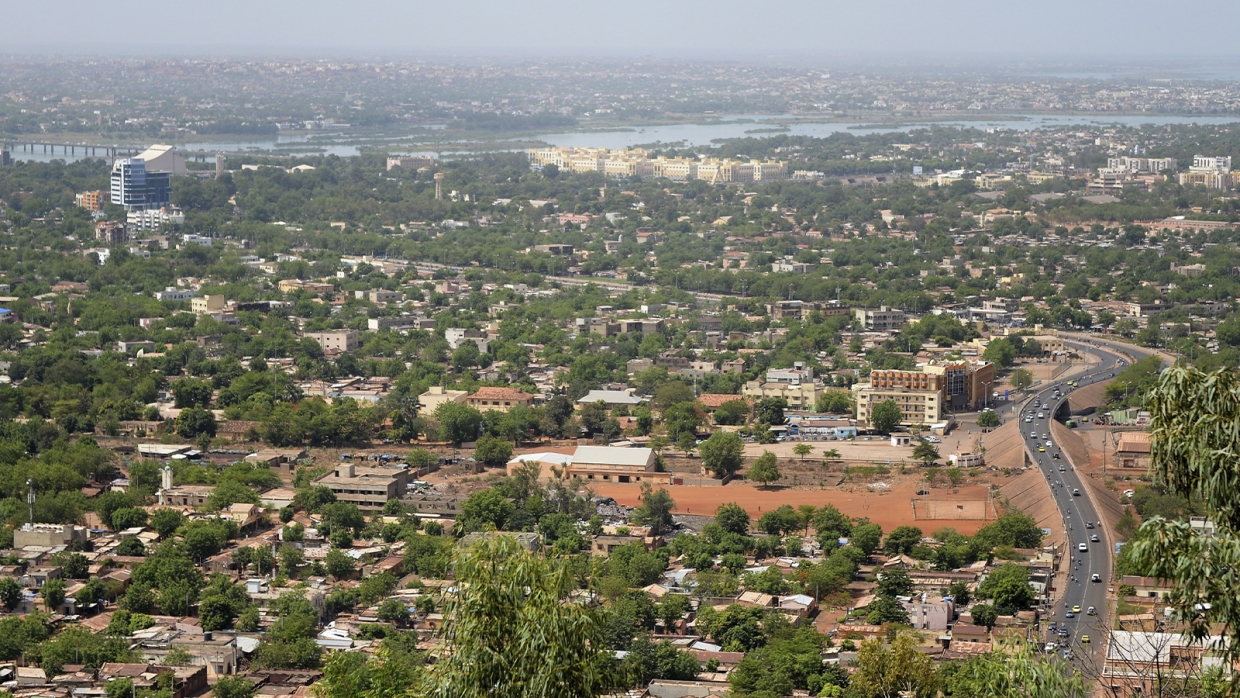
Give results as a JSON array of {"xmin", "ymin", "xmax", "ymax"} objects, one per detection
[{"xmin": 434, "ymin": 171, "xmax": 444, "ymax": 201}]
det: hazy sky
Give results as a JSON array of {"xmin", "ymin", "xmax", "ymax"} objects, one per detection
[{"xmin": 8, "ymin": 0, "xmax": 1240, "ymax": 61}]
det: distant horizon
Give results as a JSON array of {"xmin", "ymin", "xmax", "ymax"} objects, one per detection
[
  {"xmin": 6, "ymin": 49, "xmax": 1240, "ymax": 80},
  {"xmin": 9, "ymin": 0, "xmax": 1240, "ymax": 67}
]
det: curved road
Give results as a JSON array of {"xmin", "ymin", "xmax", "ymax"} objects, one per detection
[{"xmin": 1020, "ymin": 339, "xmax": 1134, "ymax": 664}]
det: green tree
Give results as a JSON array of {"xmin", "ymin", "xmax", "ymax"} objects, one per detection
[
  {"xmin": 983, "ymin": 338, "xmax": 1017, "ymax": 368},
  {"xmin": 851, "ymin": 523, "xmax": 883, "ymax": 556},
  {"xmin": 976, "ymin": 410, "xmax": 1001, "ymax": 429},
  {"xmin": 0, "ymin": 578, "xmax": 21, "ymax": 611},
  {"xmin": 150, "ymin": 508, "xmax": 185, "ymax": 538},
  {"xmin": 173, "ymin": 378, "xmax": 214, "ymax": 408},
  {"xmin": 435, "ymin": 402, "xmax": 483, "ymax": 446},
  {"xmin": 213, "ymin": 676, "xmax": 257, "ymax": 698},
  {"xmin": 324, "ymin": 549, "xmax": 355, "ymax": 579},
  {"xmin": 971, "ymin": 603, "xmax": 998, "ymax": 630},
  {"xmin": 176, "ymin": 407, "xmax": 218, "ymax": 440},
  {"xmin": 753, "ymin": 398, "xmax": 787, "ymax": 426},
  {"xmin": 911, "ymin": 440, "xmax": 939, "ymax": 466},
  {"xmin": 941, "ymin": 645, "xmax": 1087, "ymax": 698},
  {"xmin": 714, "ymin": 502, "xmax": 750, "ymax": 535},
  {"xmin": 746, "ymin": 450, "xmax": 781, "ymax": 488},
  {"xmin": 1010, "ymin": 367, "xmax": 1034, "ymax": 391},
  {"xmin": 698, "ymin": 432, "xmax": 744, "ymax": 478},
  {"xmin": 110, "ymin": 506, "xmax": 148, "ymax": 531},
  {"xmin": 883, "ymin": 525, "xmax": 923, "ymax": 555},
  {"xmin": 459, "ymin": 488, "xmax": 514, "ymax": 531},
  {"xmin": 793, "ymin": 443, "xmax": 813, "ymax": 462},
  {"xmin": 376, "ymin": 599, "xmax": 409, "ymax": 625},
  {"xmin": 869, "ymin": 399, "xmax": 901, "ymax": 434},
  {"xmin": 578, "ymin": 401, "xmax": 609, "ymax": 434},
  {"xmin": 850, "ymin": 632, "xmax": 940, "ymax": 698},
  {"xmin": 421, "ymin": 536, "xmax": 608, "ymax": 698},
  {"xmin": 473, "ymin": 434, "xmax": 513, "ymax": 468},
  {"xmin": 816, "ymin": 390, "xmax": 853, "ymax": 414},
  {"xmin": 712, "ymin": 399, "xmax": 750, "ymax": 426},
  {"xmin": 630, "ymin": 483, "xmax": 676, "ymax": 536},
  {"xmin": 41, "ymin": 578, "xmax": 66, "ymax": 611},
  {"xmin": 977, "ymin": 563, "xmax": 1035, "ymax": 614},
  {"xmin": 876, "ymin": 567, "xmax": 914, "ymax": 598},
  {"xmin": 865, "ymin": 595, "xmax": 910, "ymax": 626}
]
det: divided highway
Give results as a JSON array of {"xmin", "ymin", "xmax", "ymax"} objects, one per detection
[{"xmin": 1019, "ymin": 340, "xmax": 1130, "ymax": 663}]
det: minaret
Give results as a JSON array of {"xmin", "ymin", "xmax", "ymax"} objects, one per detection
[
  {"xmin": 434, "ymin": 172, "xmax": 444, "ymax": 201},
  {"xmin": 158, "ymin": 465, "xmax": 174, "ymax": 506}
]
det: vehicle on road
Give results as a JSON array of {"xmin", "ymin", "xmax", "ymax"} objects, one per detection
[
  {"xmin": 1086, "ymin": 521, "xmax": 1094, "ymax": 529},
  {"xmin": 1038, "ymin": 446, "xmax": 1045, "ymax": 452},
  {"xmin": 1079, "ymin": 543, "xmax": 1088, "ymax": 552},
  {"xmin": 1092, "ymin": 574, "xmax": 1102, "ymax": 582},
  {"xmin": 1064, "ymin": 611, "xmax": 1074, "ymax": 619},
  {"xmin": 1073, "ymin": 605, "xmax": 1081, "ymax": 613},
  {"xmin": 1087, "ymin": 606, "xmax": 1096, "ymax": 615},
  {"xmin": 1082, "ymin": 635, "xmax": 1090, "ymax": 644},
  {"xmin": 1091, "ymin": 534, "xmax": 1100, "ymax": 542},
  {"xmin": 1072, "ymin": 488, "xmax": 1081, "ymax": 496}
]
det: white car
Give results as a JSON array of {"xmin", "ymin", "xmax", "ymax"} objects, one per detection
[{"xmin": 1078, "ymin": 543, "xmax": 1088, "ymax": 552}]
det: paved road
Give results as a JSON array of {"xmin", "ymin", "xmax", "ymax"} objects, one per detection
[{"xmin": 1021, "ymin": 339, "xmax": 1131, "ymax": 664}]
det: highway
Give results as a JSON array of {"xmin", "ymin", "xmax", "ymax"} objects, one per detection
[{"xmin": 1019, "ymin": 339, "xmax": 1131, "ymax": 664}]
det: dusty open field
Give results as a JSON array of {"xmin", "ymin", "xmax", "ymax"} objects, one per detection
[{"xmin": 591, "ymin": 478, "xmax": 996, "ymax": 535}]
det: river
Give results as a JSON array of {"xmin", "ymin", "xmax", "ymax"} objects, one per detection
[{"xmin": 9, "ymin": 112, "xmax": 1240, "ymax": 164}]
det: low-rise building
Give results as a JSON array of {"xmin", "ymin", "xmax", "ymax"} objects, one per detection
[
  {"xmin": 315, "ymin": 461, "xmax": 403, "ymax": 510},
  {"xmin": 191, "ymin": 295, "xmax": 225, "ymax": 315},
  {"xmin": 14, "ymin": 523, "xmax": 88, "ymax": 548},
  {"xmin": 854, "ymin": 305, "xmax": 908, "ymax": 331},
  {"xmin": 418, "ymin": 385, "xmax": 469, "ymax": 414},
  {"xmin": 465, "ymin": 387, "xmax": 535, "ymax": 413},
  {"xmin": 742, "ymin": 380, "xmax": 822, "ymax": 410},
  {"xmin": 304, "ymin": 330, "xmax": 360, "ymax": 353}
]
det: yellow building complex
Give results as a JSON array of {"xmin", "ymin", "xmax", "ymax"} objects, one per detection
[{"xmin": 528, "ymin": 147, "xmax": 786, "ymax": 183}]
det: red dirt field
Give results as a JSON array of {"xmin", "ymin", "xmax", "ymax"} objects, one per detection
[{"xmin": 591, "ymin": 479, "xmax": 995, "ymax": 535}]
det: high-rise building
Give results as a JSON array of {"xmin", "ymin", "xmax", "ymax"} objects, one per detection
[{"xmin": 110, "ymin": 158, "xmax": 172, "ymax": 212}]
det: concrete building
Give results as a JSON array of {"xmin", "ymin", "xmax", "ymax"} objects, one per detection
[
  {"xmin": 854, "ymin": 385, "xmax": 942, "ymax": 427},
  {"xmin": 742, "ymin": 380, "xmax": 822, "ymax": 410},
  {"xmin": 368, "ymin": 315, "xmax": 436, "ymax": 331},
  {"xmin": 923, "ymin": 360, "xmax": 996, "ymax": 411},
  {"xmin": 304, "ymin": 330, "xmax": 360, "ymax": 353},
  {"xmin": 386, "ymin": 156, "xmax": 434, "ymax": 171},
  {"xmin": 1179, "ymin": 155, "xmax": 1239, "ymax": 189},
  {"xmin": 191, "ymin": 295, "xmax": 226, "ymax": 315},
  {"xmin": 418, "ymin": 386, "xmax": 468, "ymax": 414},
  {"xmin": 155, "ymin": 287, "xmax": 196, "ymax": 302},
  {"xmin": 466, "ymin": 387, "xmax": 535, "ymax": 413},
  {"xmin": 14, "ymin": 523, "xmax": 88, "ymax": 548},
  {"xmin": 445, "ymin": 328, "xmax": 490, "ymax": 352},
  {"xmin": 527, "ymin": 146, "xmax": 785, "ymax": 183},
  {"xmin": 1107, "ymin": 156, "xmax": 1177, "ymax": 173},
  {"xmin": 355, "ymin": 289, "xmax": 403, "ymax": 304},
  {"xmin": 127, "ymin": 206, "xmax": 185, "ymax": 230},
  {"xmin": 568, "ymin": 446, "xmax": 669, "ymax": 484},
  {"xmin": 902, "ymin": 598, "xmax": 954, "ymax": 631},
  {"xmin": 76, "ymin": 190, "xmax": 109, "ymax": 211},
  {"xmin": 765, "ymin": 362, "xmax": 814, "ymax": 384},
  {"xmin": 315, "ymin": 461, "xmax": 403, "ymax": 510},
  {"xmin": 95, "ymin": 221, "xmax": 128, "ymax": 244},
  {"xmin": 854, "ymin": 306, "xmax": 909, "ymax": 331}
]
